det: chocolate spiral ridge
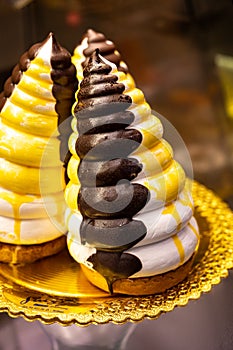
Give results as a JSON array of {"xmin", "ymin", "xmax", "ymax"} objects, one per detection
[
  {"xmin": 69, "ymin": 50, "xmax": 149, "ymax": 285},
  {"xmin": 0, "ymin": 42, "xmax": 43, "ymax": 112},
  {"xmin": 81, "ymin": 28, "xmax": 128, "ymax": 73}
]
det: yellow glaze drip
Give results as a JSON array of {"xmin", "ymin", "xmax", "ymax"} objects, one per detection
[
  {"xmin": 0, "ymin": 191, "xmax": 34, "ymax": 239},
  {"xmin": 172, "ymin": 234, "xmax": 185, "ymax": 264},
  {"xmin": 163, "ymin": 203, "xmax": 182, "ymax": 232},
  {"xmin": 188, "ymin": 222, "xmax": 199, "ymax": 240}
]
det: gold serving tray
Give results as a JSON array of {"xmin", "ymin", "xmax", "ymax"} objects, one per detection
[{"xmin": 0, "ymin": 181, "xmax": 233, "ymax": 326}]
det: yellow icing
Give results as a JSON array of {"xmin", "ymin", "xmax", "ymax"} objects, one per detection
[
  {"xmin": 0, "ymin": 34, "xmax": 70, "ymax": 245},
  {"xmin": 18, "ymin": 73, "xmax": 53, "ymax": 100},
  {"xmin": 133, "ymin": 139, "xmax": 172, "ymax": 173},
  {"xmin": 0, "ymin": 191, "xmax": 34, "ymax": 239},
  {"xmin": 0, "ymin": 158, "xmax": 65, "ymax": 195},
  {"xmin": 9, "ymin": 88, "xmax": 56, "ymax": 115},
  {"xmin": 67, "ymin": 156, "xmax": 80, "ymax": 184},
  {"xmin": 0, "ymin": 119, "xmax": 60, "ymax": 167},
  {"xmin": 172, "ymin": 234, "xmax": 185, "ymax": 264},
  {"xmin": 68, "ymin": 131, "xmax": 79, "ymax": 158},
  {"xmin": 116, "ymin": 71, "xmax": 135, "ymax": 90},
  {"xmin": 1, "ymin": 106, "xmax": 58, "ymax": 137},
  {"xmin": 162, "ymin": 202, "xmax": 183, "ymax": 232},
  {"xmin": 188, "ymin": 222, "xmax": 199, "ymax": 240},
  {"xmin": 64, "ymin": 181, "xmax": 80, "ymax": 212},
  {"xmin": 139, "ymin": 160, "xmax": 185, "ymax": 203}
]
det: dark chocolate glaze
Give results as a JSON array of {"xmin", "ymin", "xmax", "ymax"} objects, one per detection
[
  {"xmin": 80, "ymin": 28, "xmax": 128, "ymax": 73},
  {"xmin": 0, "ymin": 33, "xmax": 78, "ymax": 176},
  {"xmin": 50, "ymin": 34, "xmax": 78, "ymax": 127},
  {"xmin": 0, "ymin": 42, "xmax": 43, "ymax": 112},
  {"xmin": 76, "ymin": 128, "xmax": 142, "ymax": 160},
  {"xmin": 79, "ymin": 183, "xmax": 149, "ymax": 219},
  {"xmin": 72, "ymin": 50, "xmax": 149, "ymax": 290},
  {"xmin": 87, "ymin": 251, "xmax": 142, "ymax": 293},
  {"xmin": 77, "ymin": 110, "xmax": 135, "ymax": 135},
  {"xmin": 49, "ymin": 33, "xmax": 78, "ymax": 171},
  {"xmin": 81, "ymin": 218, "xmax": 146, "ymax": 251},
  {"xmin": 78, "ymin": 158, "xmax": 142, "ymax": 187}
]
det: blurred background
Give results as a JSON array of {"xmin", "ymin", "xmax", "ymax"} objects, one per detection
[{"xmin": 0, "ymin": 0, "xmax": 233, "ymax": 349}]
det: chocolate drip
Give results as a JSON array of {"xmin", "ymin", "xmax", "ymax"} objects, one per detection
[
  {"xmin": 73, "ymin": 51, "xmax": 148, "ymax": 290},
  {"xmin": 81, "ymin": 28, "xmax": 128, "ymax": 73},
  {"xmin": 87, "ymin": 251, "xmax": 142, "ymax": 293}
]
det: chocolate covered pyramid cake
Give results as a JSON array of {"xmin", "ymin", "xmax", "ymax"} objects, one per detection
[{"xmin": 65, "ymin": 50, "xmax": 199, "ymax": 295}]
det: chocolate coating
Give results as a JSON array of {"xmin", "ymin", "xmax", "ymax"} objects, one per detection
[
  {"xmin": 74, "ymin": 51, "xmax": 131, "ymax": 119},
  {"xmin": 72, "ymin": 50, "xmax": 148, "ymax": 285},
  {"xmin": 81, "ymin": 28, "xmax": 128, "ymax": 73},
  {"xmin": 78, "ymin": 158, "xmax": 142, "ymax": 187},
  {"xmin": 76, "ymin": 128, "xmax": 142, "ymax": 160},
  {"xmin": 79, "ymin": 183, "xmax": 149, "ymax": 219},
  {"xmin": 0, "ymin": 43, "xmax": 43, "ymax": 112},
  {"xmin": 50, "ymin": 33, "xmax": 78, "ymax": 127},
  {"xmin": 81, "ymin": 218, "xmax": 147, "ymax": 251},
  {"xmin": 87, "ymin": 251, "xmax": 142, "ymax": 292},
  {"xmin": 77, "ymin": 110, "xmax": 135, "ymax": 135},
  {"xmin": 49, "ymin": 34, "xmax": 78, "ymax": 168}
]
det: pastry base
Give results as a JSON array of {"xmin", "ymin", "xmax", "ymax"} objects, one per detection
[
  {"xmin": 0, "ymin": 235, "xmax": 66, "ymax": 264},
  {"xmin": 81, "ymin": 255, "xmax": 195, "ymax": 296}
]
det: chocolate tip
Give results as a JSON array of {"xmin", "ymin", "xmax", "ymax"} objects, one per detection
[{"xmin": 87, "ymin": 28, "xmax": 96, "ymax": 35}]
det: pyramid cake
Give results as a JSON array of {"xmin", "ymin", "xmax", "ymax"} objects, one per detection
[
  {"xmin": 65, "ymin": 50, "xmax": 199, "ymax": 295},
  {"xmin": 0, "ymin": 33, "xmax": 78, "ymax": 263}
]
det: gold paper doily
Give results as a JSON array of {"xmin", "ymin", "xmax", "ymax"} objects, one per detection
[{"xmin": 0, "ymin": 181, "xmax": 233, "ymax": 326}]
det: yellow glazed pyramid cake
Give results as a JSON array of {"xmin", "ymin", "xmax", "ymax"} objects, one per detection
[
  {"xmin": 0, "ymin": 33, "xmax": 78, "ymax": 263},
  {"xmin": 65, "ymin": 50, "xmax": 199, "ymax": 295}
]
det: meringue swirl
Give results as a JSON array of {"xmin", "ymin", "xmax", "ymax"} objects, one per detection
[
  {"xmin": 66, "ymin": 50, "xmax": 199, "ymax": 291},
  {"xmin": 0, "ymin": 33, "xmax": 77, "ymax": 245}
]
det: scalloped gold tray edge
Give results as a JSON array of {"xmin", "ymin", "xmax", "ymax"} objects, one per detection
[{"xmin": 0, "ymin": 181, "xmax": 233, "ymax": 326}]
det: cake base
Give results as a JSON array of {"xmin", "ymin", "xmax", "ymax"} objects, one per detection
[
  {"xmin": 0, "ymin": 235, "xmax": 66, "ymax": 264},
  {"xmin": 81, "ymin": 254, "xmax": 195, "ymax": 296}
]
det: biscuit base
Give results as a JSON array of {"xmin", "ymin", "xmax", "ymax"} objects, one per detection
[
  {"xmin": 81, "ymin": 255, "xmax": 195, "ymax": 295},
  {"xmin": 0, "ymin": 235, "xmax": 66, "ymax": 264}
]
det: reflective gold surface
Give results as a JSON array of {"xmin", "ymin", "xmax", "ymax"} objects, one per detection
[{"xmin": 0, "ymin": 181, "xmax": 232, "ymax": 326}]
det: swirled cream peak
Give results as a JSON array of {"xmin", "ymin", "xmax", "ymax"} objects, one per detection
[
  {"xmin": 66, "ymin": 51, "xmax": 199, "ymax": 291},
  {"xmin": 72, "ymin": 28, "xmax": 129, "ymax": 81},
  {"xmin": 0, "ymin": 33, "xmax": 78, "ymax": 245},
  {"xmin": 0, "ymin": 32, "xmax": 77, "ymax": 136}
]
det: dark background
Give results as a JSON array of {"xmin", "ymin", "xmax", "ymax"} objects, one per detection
[{"xmin": 0, "ymin": 1, "xmax": 233, "ymax": 349}]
